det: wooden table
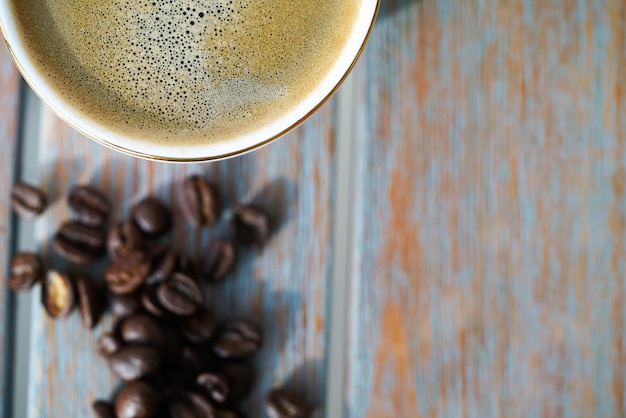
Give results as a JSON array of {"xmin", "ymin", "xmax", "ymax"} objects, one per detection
[{"xmin": 1, "ymin": 0, "xmax": 626, "ymax": 416}]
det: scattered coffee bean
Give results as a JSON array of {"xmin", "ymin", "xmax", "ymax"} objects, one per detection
[
  {"xmin": 131, "ymin": 197, "xmax": 172, "ymax": 236},
  {"xmin": 92, "ymin": 400, "xmax": 116, "ymax": 418},
  {"xmin": 52, "ymin": 221, "xmax": 105, "ymax": 264},
  {"xmin": 212, "ymin": 319, "xmax": 262, "ymax": 359},
  {"xmin": 120, "ymin": 313, "xmax": 166, "ymax": 348},
  {"xmin": 76, "ymin": 276, "xmax": 103, "ymax": 329},
  {"xmin": 9, "ymin": 252, "xmax": 42, "ymax": 291},
  {"xmin": 264, "ymin": 388, "xmax": 313, "ymax": 418},
  {"xmin": 68, "ymin": 185, "xmax": 110, "ymax": 227},
  {"xmin": 146, "ymin": 246, "xmax": 178, "ymax": 285},
  {"xmin": 107, "ymin": 221, "xmax": 144, "ymax": 260},
  {"xmin": 109, "ymin": 291, "xmax": 143, "ymax": 317},
  {"xmin": 232, "ymin": 204, "xmax": 270, "ymax": 248},
  {"xmin": 115, "ymin": 381, "xmax": 160, "ymax": 418},
  {"xmin": 41, "ymin": 270, "xmax": 75, "ymax": 318},
  {"xmin": 181, "ymin": 344, "xmax": 216, "ymax": 376},
  {"xmin": 169, "ymin": 390, "xmax": 215, "ymax": 418},
  {"xmin": 202, "ymin": 240, "xmax": 236, "ymax": 282},
  {"xmin": 181, "ymin": 175, "xmax": 220, "ymax": 227},
  {"xmin": 196, "ymin": 371, "xmax": 229, "ymax": 403},
  {"xmin": 110, "ymin": 346, "xmax": 161, "ymax": 382},
  {"xmin": 98, "ymin": 332, "xmax": 122, "ymax": 357},
  {"xmin": 141, "ymin": 284, "xmax": 172, "ymax": 319},
  {"xmin": 156, "ymin": 272, "xmax": 203, "ymax": 316},
  {"xmin": 11, "ymin": 181, "xmax": 47, "ymax": 220},
  {"xmin": 106, "ymin": 250, "xmax": 151, "ymax": 294},
  {"xmin": 181, "ymin": 308, "xmax": 216, "ymax": 344}
]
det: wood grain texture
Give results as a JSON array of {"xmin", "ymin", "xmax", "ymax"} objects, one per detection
[
  {"xmin": 26, "ymin": 100, "xmax": 335, "ymax": 416},
  {"xmin": 347, "ymin": 0, "xmax": 626, "ymax": 417},
  {"xmin": 0, "ymin": 42, "xmax": 21, "ymax": 415}
]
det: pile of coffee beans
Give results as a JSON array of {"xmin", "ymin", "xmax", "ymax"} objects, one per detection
[{"xmin": 9, "ymin": 179, "xmax": 314, "ymax": 418}]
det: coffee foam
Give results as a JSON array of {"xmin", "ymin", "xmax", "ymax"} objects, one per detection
[{"xmin": 11, "ymin": 0, "xmax": 358, "ymax": 145}]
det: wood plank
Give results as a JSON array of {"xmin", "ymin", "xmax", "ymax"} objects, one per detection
[
  {"xmin": 347, "ymin": 0, "xmax": 626, "ymax": 417},
  {"xmin": 0, "ymin": 42, "xmax": 22, "ymax": 415},
  {"xmin": 26, "ymin": 100, "xmax": 335, "ymax": 416}
]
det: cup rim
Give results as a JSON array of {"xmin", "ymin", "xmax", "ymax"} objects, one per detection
[{"xmin": 0, "ymin": 0, "xmax": 379, "ymax": 162}]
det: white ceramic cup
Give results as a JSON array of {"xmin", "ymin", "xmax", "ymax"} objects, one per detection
[{"xmin": 0, "ymin": 0, "xmax": 378, "ymax": 162}]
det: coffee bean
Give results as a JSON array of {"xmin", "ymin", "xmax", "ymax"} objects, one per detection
[
  {"xmin": 156, "ymin": 272, "xmax": 203, "ymax": 316},
  {"xmin": 92, "ymin": 400, "xmax": 116, "ymax": 418},
  {"xmin": 131, "ymin": 197, "xmax": 172, "ymax": 236},
  {"xmin": 220, "ymin": 362, "xmax": 254, "ymax": 402},
  {"xmin": 146, "ymin": 246, "xmax": 177, "ymax": 285},
  {"xmin": 141, "ymin": 284, "xmax": 172, "ymax": 319},
  {"xmin": 41, "ymin": 270, "xmax": 75, "ymax": 318},
  {"xmin": 181, "ymin": 175, "xmax": 220, "ymax": 227},
  {"xmin": 98, "ymin": 332, "xmax": 122, "ymax": 357},
  {"xmin": 264, "ymin": 388, "xmax": 313, "ymax": 418},
  {"xmin": 109, "ymin": 291, "xmax": 143, "ymax": 317},
  {"xmin": 181, "ymin": 308, "xmax": 215, "ymax": 344},
  {"xmin": 108, "ymin": 221, "xmax": 144, "ymax": 260},
  {"xmin": 202, "ymin": 240, "xmax": 236, "ymax": 282},
  {"xmin": 215, "ymin": 409, "xmax": 245, "ymax": 418},
  {"xmin": 181, "ymin": 345, "xmax": 216, "ymax": 376},
  {"xmin": 52, "ymin": 221, "xmax": 105, "ymax": 264},
  {"xmin": 76, "ymin": 276, "xmax": 104, "ymax": 329},
  {"xmin": 120, "ymin": 313, "xmax": 166, "ymax": 348},
  {"xmin": 169, "ymin": 390, "xmax": 215, "ymax": 418},
  {"xmin": 11, "ymin": 182, "xmax": 47, "ymax": 220},
  {"xmin": 68, "ymin": 185, "xmax": 110, "ymax": 227},
  {"xmin": 110, "ymin": 346, "xmax": 161, "ymax": 381},
  {"xmin": 9, "ymin": 252, "xmax": 42, "ymax": 291},
  {"xmin": 106, "ymin": 250, "xmax": 151, "ymax": 294},
  {"xmin": 196, "ymin": 372, "xmax": 229, "ymax": 403},
  {"xmin": 212, "ymin": 320, "xmax": 262, "ymax": 359},
  {"xmin": 232, "ymin": 204, "xmax": 270, "ymax": 248},
  {"xmin": 115, "ymin": 381, "xmax": 160, "ymax": 418}
]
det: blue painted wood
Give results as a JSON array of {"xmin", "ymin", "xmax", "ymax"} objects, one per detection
[
  {"xmin": 0, "ymin": 42, "xmax": 21, "ymax": 415},
  {"xmin": 347, "ymin": 0, "xmax": 626, "ymax": 417},
  {"xmin": 26, "ymin": 100, "xmax": 335, "ymax": 416}
]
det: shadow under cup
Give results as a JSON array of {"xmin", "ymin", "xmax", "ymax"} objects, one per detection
[{"xmin": 0, "ymin": 0, "xmax": 379, "ymax": 162}]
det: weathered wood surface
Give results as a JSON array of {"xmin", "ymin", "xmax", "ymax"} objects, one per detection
[
  {"xmin": 347, "ymin": 0, "xmax": 626, "ymax": 417},
  {"xmin": 25, "ymin": 100, "xmax": 335, "ymax": 416},
  {"xmin": 0, "ymin": 42, "xmax": 21, "ymax": 415}
]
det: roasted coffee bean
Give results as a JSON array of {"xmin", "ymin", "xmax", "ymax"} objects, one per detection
[
  {"xmin": 41, "ymin": 270, "xmax": 75, "ymax": 318},
  {"xmin": 157, "ymin": 273, "xmax": 203, "ymax": 316},
  {"xmin": 232, "ymin": 204, "xmax": 270, "ymax": 248},
  {"xmin": 110, "ymin": 346, "xmax": 161, "ymax": 381},
  {"xmin": 76, "ymin": 276, "xmax": 104, "ymax": 328},
  {"xmin": 52, "ymin": 221, "xmax": 105, "ymax": 264},
  {"xmin": 115, "ymin": 381, "xmax": 160, "ymax": 418},
  {"xmin": 131, "ymin": 197, "xmax": 172, "ymax": 236},
  {"xmin": 92, "ymin": 400, "xmax": 116, "ymax": 418},
  {"xmin": 202, "ymin": 240, "xmax": 236, "ymax": 282},
  {"xmin": 196, "ymin": 372, "xmax": 229, "ymax": 403},
  {"xmin": 68, "ymin": 185, "xmax": 110, "ymax": 227},
  {"xmin": 212, "ymin": 320, "xmax": 262, "ymax": 359},
  {"xmin": 9, "ymin": 252, "xmax": 42, "ymax": 291},
  {"xmin": 11, "ymin": 182, "xmax": 47, "ymax": 220},
  {"xmin": 120, "ymin": 313, "xmax": 165, "ymax": 348},
  {"xmin": 146, "ymin": 247, "xmax": 178, "ymax": 285},
  {"xmin": 108, "ymin": 221, "xmax": 144, "ymax": 260},
  {"xmin": 98, "ymin": 332, "xmax": 122, "ymax": 357},
  {"xmin": 220, "ymin": 362, "xmax": 254, "ymax": 402},
  {"xmin": 181, "ymin": 308, "xmax": 215, "ymax": 344},
  {"xmin": 215, "ymin": 409, "xmax": 245, "ymax": 418},
  {"xmin": 109, "ymin": 291, "xmax": 143, "ymax": 316},
  {"xmin": 169, "ymin": 390, "xmax": 215, "ymax": 418},
  {"xmin": 182, "ymin": 345, "xmax": 216, "ymax": 376},
  {"xmin": 141, "ymin": 284, "xmax": 172, "ymax": 319},
  {"xmin": 106, "ymin": 250, "xmax": 151, "ymax": 294},
  {"xmin": 264, "ymin": 388, "xmax": 313, "ymax": 418},
  {"xmin": 181, "ymin": 176, "xmax": 220, "ymax": 227}
]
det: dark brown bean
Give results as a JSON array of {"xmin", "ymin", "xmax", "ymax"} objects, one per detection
[
  {"xmin": 11, "ymin": 182, "xmax": 47, "ymax": 219},
  {"xmin": 264, "ymin": 388, "xmax": 313, "ymax": 418},
  {"xmin": 212, "ymin": 320, "xmax": 262, "ymax": 359},
  {"xmin": 68, "ymin": 185, "xmax": 110, "ymax": 227},
  {"xmin": 181, "ymin": 308, "xmax": 215, "ymax": 344},
  {"xmin": 92, "ymin": 400, "xmax": 116, "ymax": 418},
  {"xmin": 52, "ymin": 221, "xmax": 106, "ymax": 264},
  {"xmin": 196, "ymin": 372, "xmax": 229, "ymax": 403},
  {"xmin": 98, "ymin": 332, "xmax": 122, "ymax": 357},
  {"xmin": 181, "ymin": 175, "xmax": 220, "ymax": 227},
  {"xmin": 120, "ymin": 313, "xmax": 166, "ymax": 348},
  {"xmin": 76, "ymin": 276, "xmax": 104, "ymax": 329},
  {"xmin": 232, "ymin": 204, "xmax": 270, "ymax": 248},
  {"xmin": 146, "ymin": 246, "xmax": 178, "ymax": 285},
  {"xmin": 115, "ymin": 381, "xmax": 160, "ymax": 418},
  {"xmin": 157, "ymin": 273, "xmax": 203, "ymax": 316},
  {"xmin": 214, "ymin": 409, "xmax": 245, "ymax": 418},
  {"xmin": 110, "ymin": 346, "xmax": 161, "ymax": 381},
  {"xmin": 141, "ymin": 284, "xmax": 172, "ymax": 319},
  {"xmin": 9, "ymin": 252, "xmax": 42, "ymax": 291},
  {"xmin": 108, "ymin": 221, "xmax": 144, "ymax": 260},
  {"xmin": 169, "ymin": 390, "xmax": 215, "ymax": 418},
  {"xmin": 106, "ymin": 250, "xmax": 151, "ymax": 294},
  {"xmin": 202, "ymin": 240, "xmax": 236, "ymax": 282},
  {"xmin": 181, "ymin": 345, "xmax": 216, "ymax": 376},
  {"xmin": 109, "ymin": 291, "xmax": 143, "ymax": 317},
  {"xmin": 131, "ymin": 197, "xmax": 172, "ymax": 237},
  {"xmin": 41, "ymin": 270, "xmax": 75, "ymax": 318}
]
